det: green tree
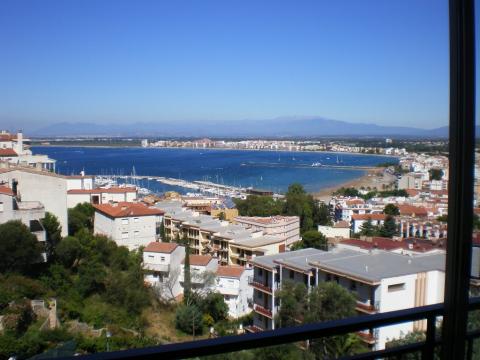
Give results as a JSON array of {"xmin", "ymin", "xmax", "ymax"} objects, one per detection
[
  {"xmin": 200, "ymin": 292, "xmax": 228, "ymax": 322},
  {"xmin": 68, "ymin": 202, "xmax": 95, "ymax": 235},
  {"xmin": 183, "ymin": 235, "xmax": 192, "ymax": 303},
  {"xmin": 291, "ymin": 230, "xmax": 327, "ymax": 251},
  {"xmin": 234, "ymin": 195, "xmax": 283, "ymax": 217},
  {"xmin": 0, "ymin": 221, "xmax": 43, "ymax": 274},
  {"xmin": 429, "ymin": 169, "xmax": 443, "ymax": 181},
  {"xmin": 383, "ymin": 204, "xmax": 400, "ymax": 216},
  {"xmin": 275, "ymin": 281, "xmax": 308, "ymax": 328},
  {"xmin": 218, "ymin": 212, "xmax": 226, "ymax": 221},
  {"xmin": 306, "ymin": 282, "xmax": 362, "ymax": 358},
  {"xmin": 159, "ymin": 221, "xmax": 167, "ymax": 242},
  {"xmin": 175, "ymin": 304, "xmax": 203, "ymax": 335},
  {"xmin": 379, "ymin": 216, "xmax": 398, "ymax": 238},
  {"xmin": 359, "ymin": 218, "xmax": 378, "ymax": 237},
  {"xmin": 284, "ymin": 183, "xmax": 315, "ymax": 233},
  {"xmin": 253, "ymin": 344, "xmax": 313, "ymax": 360},
  {"xmin": 314, "ymin": 203, "xmax": 332, "ymax": 226},
  {"xmin": 41, "ymin": 212, "xmax": 62, "ymax": 261},
  {"xmin": 55, "ymin": 236, "xmax": 84, "ymax": 268}
]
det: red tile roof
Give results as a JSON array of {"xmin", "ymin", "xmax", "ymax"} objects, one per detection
[
  {"xmin": 68, "ymin": 187, "xmax": 137, "ymax": 194},
  {"xmin": 144, "ymin": 242, "xmax": 178, "ymax": 253},
  {"xmin": 94, "ymin": 202, "xmax": 164, "ymax": 218},
  {"xmin": 398, "ymin": 204, "xmax": 428, "ymax": 217},
  {"xmin": 0, "ymin": 148, "xmax": 17, "ymax": 157},
  {"xmin": 351, "ymin": 214, "xmax": 386, "ymax": 221},
  {"xmin": 0, "ymin": 185, "xmax": 14, "ymax": 196},
  {"xmin": 340, "ymin": 238, "xmax": 402, "ymax": 251},
  {"xmin": 182, "ymin": 255, "xmax": 214, "ymax": 266},
  {"xmin": 217, "ymin": 265, "xmax": 244, "ymax": 278}
]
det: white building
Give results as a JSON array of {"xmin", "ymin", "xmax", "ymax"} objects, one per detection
[
  {"xmin": 0, "ymin": 167, "xmax": 80, "ymax": 236},
  {"xmin": 93, "ymin": 202, "xmax": 164, "ymax": 250},
  {"xmin": 216, "ymin": 265, "xmax": 253, "ymax": 318},
  {"xmin": 234, "ymin": 216, "xmax": 300, "ymax": 246},
  {"xmin": 318, "ymin": 221, "xmax": 351, "ymax": 239},
  {"xmin": 0, "ymin": 131, "xmax": 56, "ymax": 171},
  {"xmin": 351, "ymin": 214, "xmax": 387, "ymax": 234},
  {"xmin": 0, "ymin": 184, "xmax": 46, "ymax": 260},
  {"xmin": 180, "ymin": 255, "xmax": 218, "ymax": 293},
  {"xmin": 143, "ymin": 242, "xmax": 185, "ymax": 301},
  {"xmin": 248, "ymin": 248, "xmax": 445, "ymax": 350},
  {"xmin": 67, "ymin": 187, "xmax": 137, "ymax": 208}
]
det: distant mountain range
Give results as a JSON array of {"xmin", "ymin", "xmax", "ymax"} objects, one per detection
[{"xmin": 32, "ymin": 117, "xmax": 451, "ymax": 138}]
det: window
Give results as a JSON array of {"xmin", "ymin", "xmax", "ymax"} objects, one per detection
[
  {"xmin": 121, "ymin": 218, "xmax": 129, "ymax": 225},
  {"xmin": 289, "ymin": 270, "xmax": 294, "ymax": 279},
  {"xmin": 134, "ymin": 230, "xmax": 140, "ymax": 237},
  {"xmin": 350, "ymin": 280, "xmax": 357, "ymax": 291},
  {"xmin": 121, "ymin": 232, "xmax": 128, "ymax": 239},
  {"xmin": 134, "ymin": 217, "xmax": 139, "ymax": 223},
  {"xmin": 160, "ymin": 256, "xmax": 165, "ymax": 261},
  {"xmin": 387, "ymin": 283, "xmax": 406, "ymax": 292},
  {"xmin": 0, "ymin": 202, "xmax": 3, "ymax": 212},
  {"xmin": 148, "ymin": 255, "xmax": 154, "ymax": 259},
  {"xmin": 258, "ymin": 268, "xmax": 263, "ymax": 277}
]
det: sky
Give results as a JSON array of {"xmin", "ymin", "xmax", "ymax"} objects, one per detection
[{"xmin": 0, "ymin": 0, "xmax": 456, "ymax": 131}]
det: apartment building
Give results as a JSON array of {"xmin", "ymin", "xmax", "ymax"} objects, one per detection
[
  {"xmin": 234, "ymin": 216, "xmax": 300, "ymax": 246},
  {"xmin": 179, "ymin": 255, "xmax": 218, "ymax": 293},
  {"xmin": 248, "ymin": 248, "xmax": 445, "ymax": 350},
  {"xmin": 93, "ymin": 202, "xmax": 164, "ymax": 250},
  {"xmin": 317, "ymin": 221, "xmax": 351, "ymax": 238},
  {"xmin": 0, "ymin": 131, "xmax": 56, "ymax": 171},
  {"xmin": 143, "ymin": 242, "xmax": 185, "ymax": 300},
  {"xmin": 351, "ymin": 214, "xmax": 387, "ymax": 233},
  {"xmin": 0, "ymin": 166, "xmax": 84, "ymax": 236},
  {"xmin": 216, "ymin": 265, "xmax": 253, "ymax": 318},
  {"xmin": 67, "ymin": 186, "xmax": 137, "ymax": 208},
  {"xmin": 157, "ymin": 201, "xmax": 286, "ymax": 265},
  {"xmin": 0, "ymin": 185, "xmax": 46, "ymax": 244}
]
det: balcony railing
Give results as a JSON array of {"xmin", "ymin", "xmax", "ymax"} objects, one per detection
[
  {"xmin": 253, "ymin": 304, "xmax": 273, "ymax": 318},
  {"xmin": 248, "ymin": 277, "xmax": 273, "ymax": 293},
  {"xmin": 72, "ymin": 298, "xmax": 480, "ymax": 360},
  {"xmin": 355, "ymin": 300, "xmax": 378, "ymax": 314}
]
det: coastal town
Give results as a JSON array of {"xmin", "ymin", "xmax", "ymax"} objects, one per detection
[{"xmin": 0, "ymin": 129, "xmax": 472, "ymax": 358}]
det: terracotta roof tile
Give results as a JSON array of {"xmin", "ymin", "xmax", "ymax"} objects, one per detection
[
  {"xmin": 0, "ymin": 149, "xmax": 17, "ymax": 157},
  {"xmin": 0, "ymin": 185, "xmax": 14, "ymax": 196},
  {"xmin": 94, "ymin": 202, "xmax": 164, "ymax": 218},
  {"xmin": 68, "ymin": 187, "xmax": 137, "ymax": 194},
  {"xmin": 182, "ymin": 255, "xmax": 214, "ymax": 266},
  {"xmin": 217, "ymin": 265, "xmax": 244, "ymax": 278},
  {"xmin": 351, "ymin": 214, "xmax": 386, "ymax": 221},
  {"xmin": 144, "ymin": 242, "xmax": 178, "ymax": 253}
]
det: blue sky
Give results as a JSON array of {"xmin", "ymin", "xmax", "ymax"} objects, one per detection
[{"xmin": 0, "ymin": 0, "xmax": 453, "ymax": 130}]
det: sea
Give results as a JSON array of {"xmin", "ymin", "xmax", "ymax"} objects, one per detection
[{"xmin": 31, "ymin": 146, "xmax": 398, "ymax": 195}]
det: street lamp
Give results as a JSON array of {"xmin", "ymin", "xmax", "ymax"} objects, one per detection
[{"xmin": 106, "ymin": 331, "xmax": 112, "ymax": 352}]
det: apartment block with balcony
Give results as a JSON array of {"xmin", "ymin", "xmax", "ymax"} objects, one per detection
[
  {"xmin": 234, "ymin": 216, "xmax": 300, "ymax": 247},
  {"xmin": 216, "ymin": 265, "xmax": 253, "ymax": 318},
  {"xmin": 179, "ymin": 255, "xmax": 218, "ymax": 292},
  {"xmin": 0, "ymin": 185, "xmax": 46, "ymax": 255},
  {"xmin": 229, "ymin": 235, "xmax": 286, "ymax": 267},
  {"xmin": 143, "ymin": 242, "xmax": 185, "ymax": 300},
  {"xmin": 93, "ymin": 202, "xmax": 164, "ymax": 250},
  {"xmin": 248, "ymin": 248, "xmax": 445, "ymax": 350}
]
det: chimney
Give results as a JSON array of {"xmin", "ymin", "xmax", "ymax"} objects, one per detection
[{"xmin": 16, "ymin": 130, "xmax": 23, "ymax": 155}]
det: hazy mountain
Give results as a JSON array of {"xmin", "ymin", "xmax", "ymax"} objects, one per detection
[{"xmin": 32, "ymin": 118, "xmax": 450, "ymax": 138}]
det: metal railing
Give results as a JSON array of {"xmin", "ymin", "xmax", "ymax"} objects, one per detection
[{"xmin": 63, "ymin": 298, "xmax": 480, "ymax": 360}]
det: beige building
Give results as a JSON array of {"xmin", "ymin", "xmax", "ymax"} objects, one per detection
[
  {"xmin": 67, "ymin": 186, "xmax": 137, "ymax": 208},
  {"xmin": 234, "ymin": 216, "xmax": 300, "ymax": 246}
]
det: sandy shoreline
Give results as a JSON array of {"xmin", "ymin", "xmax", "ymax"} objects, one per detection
[{"xmin": 312, "ymin": 168, "xmax": 396, "ymax": 201}]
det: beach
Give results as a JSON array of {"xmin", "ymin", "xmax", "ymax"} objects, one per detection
[{"xmin": 312, "ymin": 168, "xmax": 396, "ymax": 201}]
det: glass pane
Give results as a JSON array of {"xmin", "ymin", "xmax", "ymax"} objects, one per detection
[{"xmin": 0, "ymin": 0, "xmax": 449, "ymax": 359}]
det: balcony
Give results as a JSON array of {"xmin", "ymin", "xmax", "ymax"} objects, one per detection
[
  {"xmin": 248, "ymin": 277, "xmax": 273, "ymax": 293},
  {"xmin": 356, "ymin": 331, "xmax": 376, "ymax": 345},
  {"xmin": 253, "ymin": 304, "xmax": 273, "ymax": 318},
  {"xmin": 244, "ymin": 325, "xmax": 264, "ymax": 333},
  {"xmin": 356, "ymin": 300, "xmax": 378, "ymax": 314},
  {"xmin": 143, "ymin": 263, "xmax": 170, "ymax": 272}
]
